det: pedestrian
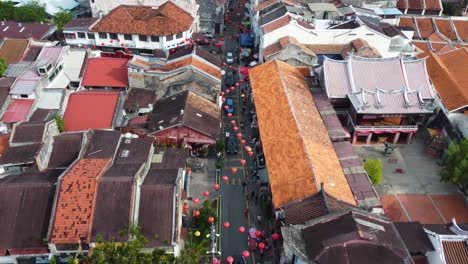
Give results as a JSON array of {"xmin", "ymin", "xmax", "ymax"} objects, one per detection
[
  {"xmin": 242, "ymin": 106, "xmax": 246, "ymax": 114},
  {"xmin": 251, "ymin": 191, "xmax": 255, "ymax": 198}
]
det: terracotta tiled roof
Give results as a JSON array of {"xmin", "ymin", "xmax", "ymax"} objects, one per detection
[
  {"xmin": 416, "ymin": 18, "xmax": 436, "ymax": 39},
  {"xmin": 397, "ymin": 0, "xmax": 407, "ymax": 9},
  {"xmin": 262, "ymin": 15, "xmax": 291, "ymax": 34},
  {"xmin": 442, "ymin": 240, "xmax": 468, "ymax": 264},
  {"xmin": 418, "ymin": 48, "xmax": 468, "ymax": 111},
  {"xmin": 434, "ymin": 19, "xmax": 457, "ymax": 41},
  {"xmin": 264, "ymin": 36, "xmax": 316, "ymax": 59},
  {"xmin": 340, "ymin": 38, "xmax": 382, "ymax": 59},
  {"xmin": 453, "ymin": 20, "xmax": 468, "ymax": 42},
  {"xmin": 81, "ymin": 57, "xmax": 129, "ymax": 88},
  {"xmin": 398, "ymin": 17, "xmax": 415, "ymax": 30},
  {"xmin": 0, "ymin": 39, "xmax": 29, "ymax": 64},
  {"xmin": 50, "ymin": 159, "xmax": 110, "ymax": 244},
  {"xmin": 407, "ymin": 0, "xmax": 423, "ymax": 10},
  {"xmin": 250, "ymin": 60, "xmax": 356, "ymax": 207},
  {"xmin": 254, "ymin": 0, "xmax": 297, "ymax": 12},
  {"xmin": 91, "ymin": 2, "xmax": 193, "ymax": 36},
  {"xmin": 151, "ymin": 56, "xmax": 221, "ymax": 80},
  {"xmin": 425, "ymin": 0, "xmax": 442, "ymax": 11}
]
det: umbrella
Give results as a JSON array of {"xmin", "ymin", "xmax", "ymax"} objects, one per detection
[{"xmin": 249, "ymin": 227, "xmax": 257, "ymax": 239}]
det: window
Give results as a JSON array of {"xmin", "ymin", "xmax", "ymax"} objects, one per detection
[
  {"xmin": 20, "ymin": 94, "xmax": 29, "ymax": 98},
  {"xmin": 124, "ymin": 34, "xmax": 132, "ymax": 40},
  {"xmin": 151, "ymin": 36, "xmax": 159, "ymax": 42},
  {"xmin": 109, "ymin": 33, "xmax": 117, "ymax": 39},
  {"xmin": 64, "ymin": 33, "xmax": 76, "ymax": 39},
  {"xmin": 166, "ymin": 35, "xmax": 174, "ymax": 41},
  {"xmin": 87, "ymin": 32, "xmax": 95, "ymax": 39},
  {"xmin": 46, "ymin": 64, "xmax": 52, "ymax": 71},
  {"xmin": 38, "ymin": 68, "xmax": 46, "ymax": 74},
  {"xmin": 58, "ymin": 64, "xmax": 63, "ymax": 71},
  {"xmin": 176, "ymin": 32, "xmax": 183, "ymax": 39},
  {"xmin": 139, "ymin": 35, "xmax": 148, "ymax": 41},
  {"xmin": 77, "ymin": 32, "xmax": 86, "ymax": 38},
  {"xmin": 99, "ymin": 32, "xmax": 107, "ymax": 39},
  {"xmin": 49, "ymin": 72, "xmax": 56, "ymax": 82}
]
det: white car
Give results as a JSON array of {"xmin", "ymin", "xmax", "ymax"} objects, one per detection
[{"xmin": 226, "ymin": 52, "xmax": 234, "ymax": 64}]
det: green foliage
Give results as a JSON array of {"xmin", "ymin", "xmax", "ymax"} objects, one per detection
[
  {"xmin": 364, "ymin": 158, "xmax": 383, "ymax": 185},
  {"xmin": 54, "ymin": 114, "xmax": 65, "ymax": 132},
  {"xmin": 1, "ymin": 0, "xmax": 49, "ymax": 23},
  {"xmin": 215, "ymin": 139, "xmax": 225, "ymax": 152},
  {"xmin": 443, "ymin": 2, "xmax": 464, "ymax": 16},
  {"xmin": 176, "ymin": 234, "xmax": 207, "ymax": 264},
  {"xmin": 0, "ymin": 58, "xmax": 7, "ymax": 77},
  {"xmin": 440, "ymin": 139, "xmax": 468, "ymax": 196},
  {"xmin": 201, "ymin": 146, "xmax": 209, "ymax": 156},
  {"xmin": 192, "ymin": 200, "xmax": 216, "ymax": 237},
  {"xmin": 215, "ymin": 158, "xmax": 224, "ymax": 169},
  {"xmin": 53, "ymin": 8, "xmax": 73, "ymax": 31}
]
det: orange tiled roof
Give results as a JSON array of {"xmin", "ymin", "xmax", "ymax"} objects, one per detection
[
  {"xmin": 407, "ymin": 0, "xmax": 423, "ymax": 10},
  {"xmin": 425, "ymin": 0, "xmax": 442, "ymax": 11},
  {"xmin": 50, "ymin": 159, "xmax": 110, "ymax": 244},
  {"xmin": 305, "ymin": 44, "xmax": 347, "ymax": 54},
  {"xmin": 418, "ymin": 48, "xmax": 468, "ymax": 111},
  {"xmin": 340, "ymin": 38, "xmax": 382, "ymax": 59},
  {"xmin": 254, "ymin": 0, "xmax": 297, "ymax": 12},
  {"xmin": 264, "ymin": 36, "xmax": 316, "ymax": 58},
  {"xmin": 250, "ymin": 60, "xmax": 356, "ymax": 207},
  {"xmin": 398, "ymin": 17, "xmax": 415, "ymax": 29},
  {"xmin": 262, "ymin": 15, "xmax": 291, "ymax": 34},
  {"xmin": 453, "ymin": 20, "xmax": 468, "ymax": 42},
  {"xmin": 434, "ymin": 19, "xmax": 457, "ymax": 41},
  {"xmin": 151, "ymin": 56, "xmax": 221, "ymax": 80},
  {"xmin": 91, "ymin": 2, "xmax": 193, "ymax": 36},
  {"xmin": 415, "ymin": 18, "xmax": 436, "ymax": 39},
  {"xmin": 396, "ymin": 0, "xmax": 407, "ymax": 9}
]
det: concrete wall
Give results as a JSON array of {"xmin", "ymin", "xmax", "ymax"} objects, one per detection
[{"xmin": 265, "ymin": 45, "xmax": 318, "ymax": 66}]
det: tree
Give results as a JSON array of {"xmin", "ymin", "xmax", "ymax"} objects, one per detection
[
  {"xmin": 54, "ymin": 114, "xmax": 65, "ymax": 132},
  {"xmin": 440, "ymin": 139, "xmax": 468, "ymax": 196},
  {"xmin": 192, "ymin": 200, "xmax": 216, "ymax": 237},
  {"xmin": 364, "ymin": 158, "xmax": 383, "ymax": 185},
  {"xmin": 0, "ymin": 1, "xmax": 15, "ymax": 20},
  {"xmin": 53, "ymin": 9, "xmax": 73, "ymax": 31},
  {"xmin": 0, "ymin": 58, "xmax": 7, "ymax": 77},
  {"xmin": 215, "ymin": 139, "xmax": 225, "ymax": 153},
  {"xmin": 13, "ymin": 0, "xmax": 47, "ymax": 23}
]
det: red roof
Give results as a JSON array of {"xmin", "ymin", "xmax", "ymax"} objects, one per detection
[
  {"xmin": 1, "ymin": 99, "xmax": 34, "ymax": 123},
  {"xmin": 63, "ymin": 91, "xmax": 120, "ymax": 131},
  {"xmin": 81, "ymin": 58, "xmax": 129, "ymax": 88}
]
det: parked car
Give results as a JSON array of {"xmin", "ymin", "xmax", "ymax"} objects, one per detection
[
  {"xmin": 226, "ymin": 52, "xmax": 234, "ymax": 64},
  {"xmin": 226, "ymin": 71, "xmax": 235, "ymax": 86},
  {"xmin": 226, "ymin": 134, "xmax": 238, "ymax": 154},
  {"xmin": 225, "ymin": 98, "xmax": 234, "ymax": 114}
]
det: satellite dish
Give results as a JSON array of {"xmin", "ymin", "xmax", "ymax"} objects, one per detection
[{"xmin": 124, "ymin": 132, "xmax": 132, "ymax": 138}]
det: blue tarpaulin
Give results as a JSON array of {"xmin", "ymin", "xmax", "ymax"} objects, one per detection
[{"xmin": 240, "ymin": 33, "xmax": 253, "ymax": 47}]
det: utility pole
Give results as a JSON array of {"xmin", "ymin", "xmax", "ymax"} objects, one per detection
[{"xmin": 206, "ymin": 223, "xmax": 221, "ymax": 262}]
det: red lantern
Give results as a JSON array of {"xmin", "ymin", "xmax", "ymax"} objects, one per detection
[
  {"xmin": 240, "ymin": 159, "xmax": 246, "ymax": 165},
  {"xmin": 236, "ymin": 133, "xmax": 242, "ymax": 139},
  {"xmin": 233, "ymin": 126, "xmax": 239, "ymax": 131},
  {"xmin": 227, "ymin": 256, "xmax": 233, "ymax": 264},
  {"xmin": 213, "ymin": 258, "xmax": 218, "ymax": 264},
  {"xmin": 223, "ymin": 222, "xmax": 230, "ymax": 228},
  {"xmin": 230, "ymin": 86, "xmax": 235, "ymax": 91},
  {"xmin": 193, "ymin": 198, "xmax": 199, "ymax": 204},
  {"xmin": 196, "ymin": 38, "xmax": 200, "ymax": 42},
  {"xmin": 221, "ymin": 37, "xmax": 225, "ymax": 41},
  {"xmin": 224, "ymin": 105, "xmax": 229, "ymax": 110},
  {"xmin": 128, "ymin": 50, "xmax": 132, "ymax": 54},
  {"xmin": 188, "ymin": 43, "xmax": 193, "ymax": 47},
  {"xmin": 212, "ymin": 38, "xmax": 216, "ymax": 42},
  {"xmin": 120, "ymin": 43, "xmax": 124, "ymax": 47},
  {"xmin": 231, "ymin": 168, "xmax": 237, "ymax": 174},
  {"xmin": 238, "ymin": 226, "xmax": 246, "ymax": 233},
  {"xmin": 255, "ymin": 230, "xmax": 262, "ymax": 238},
  {"xmin": 223, "ymin": 62, "xmax": 227, "ymax": 66},
  {"xmin": 248, "ymin": 151, "xmax": 254, "ymax": 157},
  {"xmin": 220, "ymin": 91, "xmax": 225, "ymax": 96},
  {"xmin": 229, "ymin": 36, "xmax": 232, "ymax": 40},
  {"xmin": 183, "ymin": 204, "xmax": 189, "ymax": 211},
  {"xmin": 272, "ymin": 233, "xmax": 280, "ymax": 240},
  {"xmin": 240, "ymin": 139, "xmax": 246, "ymax": 145},
  {"xmin": 193, "ymin": 210, "xmax": 200, "ymax": 217},
  {"xmin": 228, "ymin": 65, "xmax": 233, "ymax": 69},
  {"xmin": 244, "ymin": 146, "xmax": 250, "ymax": 151},
  {"xmin": 222, "ymin": 175, "xmax": 229, "ymax": 182},
  {"xmin": 227, "ymin": 113, "xmax": 232, "ymax": 117},
  {"xmin": 204, "ymin": 39, "xmax": 209, "ymax": 43},
  {"xmin": 240, "ymin": 79, "xmax": 245, "ymax": 83},
  {"xmin": 213, "ymin": 183, "xmax": 220, "ymax": 190},
  {"xmin": 242, "ymin": 251, "xmax": 250, "ymax": 258},
  {"xmin": 203, "ymin": 191, "xmax": 209, "ymax": 197},
  {"xmin": 230, "ymin": 120, "xmax": 236, "ymax": 125},
  {"xmin": 208, "ymin": 216, "xmax": 215, "ymax": 223},
  {"xmin": 101, "ymin": 42, "xmax": 105, "ymax": 45},
  {"xmin": 233, "ymin": 68, "xmax": 238, "ymax": 72},
  {"xmin": 235, "ymin": 83, "xmax": 240, "ymax": 87},
  {"xmin": 124, "ymin": 47, "xmax": 129, "ymax": 50},
  {"xmin": 83, "ymin": 45, "xmax": 88, "ymax": 49},
  {"xmin": 225, "ymin": 89, "xmax": 230, "ymax": 94},
  {"xmin": 222, "ymin": 97, "xmax": 226, "ymax": 102},
  {"xmin": 258, "ymin": 243, "xmax": 265, "ymax": 250},
  {"xmin": 110, "ymin": 40, "xmax": 113, "ymax": 43}
]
